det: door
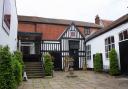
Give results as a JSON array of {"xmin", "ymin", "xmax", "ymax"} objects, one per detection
[
  {"xmin": 50, "ymin": 52, "xmax": 62, "ymax": 71},
  {"xmin": 21, "ymin": 46, "xmax": 30, "ymax": 55},
  {"xmin": 69, "ymin": 40, "xmax": 79, "ymax": 70},
  {"xmin": 119, "ymin": 40, "xmax": 128, "ymax": 74},
  {"xmin": 69, "ymin": 49, "xmax": 79, "ymax": 70}
]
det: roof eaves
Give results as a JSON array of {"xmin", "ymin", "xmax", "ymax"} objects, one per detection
[{"xmin": 85, "ymin": 14, "xmax": 128, "ymax": 42}]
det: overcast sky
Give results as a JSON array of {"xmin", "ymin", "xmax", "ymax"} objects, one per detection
[{"xmin": 16, "ymin": 0, "xmax": 128, "ymax": 22}]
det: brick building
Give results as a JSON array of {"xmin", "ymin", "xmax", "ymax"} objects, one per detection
[{"xmin": 18, "ymin": 15, "xmax": 102, "ymax": 70}]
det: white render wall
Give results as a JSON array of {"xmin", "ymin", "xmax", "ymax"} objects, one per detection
[
  {"xmin": 86, "ymin": 22, "xmax": 128, "ymax": 69},
  {"xmin": 0, "ymin": 0, "xmax": 18, "ymax": 52}
]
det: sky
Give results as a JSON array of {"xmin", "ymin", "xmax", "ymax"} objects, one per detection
[{"xmin": 16, "ymin": 0, "xmax": 128, "ymax": 22}]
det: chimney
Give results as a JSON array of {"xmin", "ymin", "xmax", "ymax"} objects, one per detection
[{"xmin": 95, "ymin": 15, "xmax": 100, "ymax": 25}]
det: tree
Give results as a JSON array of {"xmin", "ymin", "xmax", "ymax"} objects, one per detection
[
  {"xmin": 94, "ymin": 53, "xmax": 103, "ymax": 72},
  {"xmin": 109, "ymin": 49, "xmax": 120, "ymax": 75},
  {"xmin": 43, "ymin": 53, "xmax": 53, "ymax": 76}
]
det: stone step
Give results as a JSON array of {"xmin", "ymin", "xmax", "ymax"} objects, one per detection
[
  {"xmin": 28, "ymin": 75, "xmax": 43, "ymax": 78},
  {"xmin": 26, "ymin": 71, "xmax": 43, "ymax": 74},
  {"xmin": 25, "ymin": 68, "xmax": 43, "ymax": 71},
  {"xmin": 24, "ymin": 62, "xmax": 44, "ymax": 78}
]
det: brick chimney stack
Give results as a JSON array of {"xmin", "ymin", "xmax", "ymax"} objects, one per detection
[{"xmin": 95, "ymin": 15, "xmax": 100, "ymax": 25}]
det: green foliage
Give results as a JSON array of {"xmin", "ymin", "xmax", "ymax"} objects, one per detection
[
  {"xmin": 14, "ymin": 51, "xmax": 23, "ymax": 65},
  {"xmin": 109, "ymin": 49, "xmax": 120, "ymax": 75},
  {"xmin": 0, "ymin": 46, "xmax": 16, "ymax": 89},
  {"xmin": 0, "ymin": 46, "xmax": 24, "ymax": 89},
  {"xmin": 43, "ymin": 53, "xmax": 53, "ymax": 76},
  {"xmin": 12, "ymin": 56, "xmax": 23, "ymax": 85},
  {"xmin": 94, "ymin": 53, "xmax": 103, "ymax": 72}
]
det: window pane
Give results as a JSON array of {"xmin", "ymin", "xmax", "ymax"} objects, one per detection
[
  {"xmin": 108, "ymin": 37, "xmax": 111, "ymax": 44},
  {"xmin": 105, "ymin": 46, "xmax": 108, "ymax": 52},
  {"xmin": 105, "ymin": 53, "xmax": 108, "ymax": 58},
  {"xmin": 112, "ymin": 44, "xmax": 115, "ymax": 49},
  {"xmin": 108, "ymin": 45, "xmax": 111, "ymax": 51},
  {"xmin": 123, "ymin": 30, "xmax": 128, "ymax": 39},
  {"xmin": 90, "ymin": 45, "xmax": 91, "ymax": 51},
  {"xmin": 105, "ymin": 38, "xmax": 108, "ymax": 45},
  {"xmin": 119, "ymin": 32, "xmax": 123, "ymax": 41},
  {"xmin": 111, "ymin": 36, "xmax": 114, "ymax": 43}
]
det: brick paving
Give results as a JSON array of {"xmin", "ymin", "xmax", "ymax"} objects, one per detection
[{"xmin": 18, "ymin": 71, "xmax": 128, "ymax": 89}]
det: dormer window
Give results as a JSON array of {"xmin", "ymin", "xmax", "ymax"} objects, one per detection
[{"xmin": 84, "ymin": 27, "xmax": 90, "ymax": 35}]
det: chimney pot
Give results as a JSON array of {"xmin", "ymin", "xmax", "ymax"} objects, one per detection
[{"xmin": 95, "ymin": 15, "xmax": 100, "ymax": 25}]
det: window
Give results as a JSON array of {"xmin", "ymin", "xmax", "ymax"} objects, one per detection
[
  {"xmin": 84, "ymin": 27, "xmax": 90, "ymax": 35},
  {"xmin": 119, "ymin": 29, "xmax": 128, "ymax": 41},
  {"xmin": 2, "ymin": 0, "xmax": 11, "ymax": 34},
  {"xmin": 86, "ymin": 45, "xmax": 91, "ymax": 60},
  {"xmin": 105, "ymin": 36, "xmax": 115, "ymax": 59}
]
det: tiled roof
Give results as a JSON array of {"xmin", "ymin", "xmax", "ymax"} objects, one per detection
[
  {"xmin": 101, "ymin": 19, "xmax": 113, "ymax": 27},
  {"xmin": 85, "ymin": 14, "xmax": 128, "ymax": 42},
  {"xmin": 18, "ymin": 15, "xmax": 102, "ymax": 28}
]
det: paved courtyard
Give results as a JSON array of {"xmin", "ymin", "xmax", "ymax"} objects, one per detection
[{"xmin": 18, "ymin": 71, "xmax": 128, "ymax": 89}]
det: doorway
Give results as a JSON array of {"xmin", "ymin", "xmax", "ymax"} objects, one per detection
[
  {"xmin": 119, "ymin": 40, "xmax": 128, "ymax": 74},
  {"xmin": 69, "ymin": 40, "xmax": 79, "ymax": 70},
  {"xmin": 50, "ymin": 52, "xmax": 62, "ymax": 71}
]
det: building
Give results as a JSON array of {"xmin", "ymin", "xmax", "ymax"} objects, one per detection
[
  {"xmin": 18, "ymin": 16, "xmax": 102, "ymax": 70},
  {"xmin": 85, "ymin": 14, "xmax": 128, "ymax": 74},
  {"xmin": 95, "ymin": 15, "xmax": 113, "ymax": 27},
  {"xmin": 0, "ymin": 0, "xmax": 18, "ymax": 51}
]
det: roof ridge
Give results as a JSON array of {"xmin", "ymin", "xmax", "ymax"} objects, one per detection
[{"xmin": 18, "ymin": 15, "xmax": 102, "ymax": 28}]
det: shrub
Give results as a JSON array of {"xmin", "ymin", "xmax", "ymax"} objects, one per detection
[
  {"xmin": 94, "ymin": 53, "xmax": 103, "ymax": 72},
  {"xmin": 12, "ymin": 55, "xmax": 23, "ymax": 85},
  {"xmin": 14, "ymin": 51, "xmax": 23, "ymax": 65},
  {"xmin": 109, "ymin": 49, "xmax": 120, "ymax": 75},
  {"xmin": 0, "ymin": 46, "xmax": 16, "ymax": 89},
  {"xmin": 43, "ymin": 53, "xmax": 53, "ymax": 76}
]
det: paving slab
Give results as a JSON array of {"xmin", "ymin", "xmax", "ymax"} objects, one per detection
[{"xmin": 18, "ymin": 71, "xmax": 128, "ymax": 89}]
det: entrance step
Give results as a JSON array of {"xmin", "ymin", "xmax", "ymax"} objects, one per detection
[{"xmin": 24, "ymin": 62, "xmax": 44, "ymax": 78}]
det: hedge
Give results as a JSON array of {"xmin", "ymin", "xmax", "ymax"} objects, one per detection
[
  {"xmin": 0, "ymin": 46, "xmax": 23, "ymax": 89},
  {"xmin": 94, "ymin": 53, "xmax": 103, "ymax": 72},
  {"xmin": 12, "ymin": 53, "xmax": 23, "ymax": 85},
  {"xmin": 109, "ymin": 49, "xmax": 120, "ymax": 75},
  {"xmin": 0, "ymin": 46, "xmax": 16, "ymax": 89}
]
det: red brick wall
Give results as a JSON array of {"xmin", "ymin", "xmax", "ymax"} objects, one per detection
[
  {"xmin": 18, "ymin": 22, "xmax": 100, "ymax": 40},
  {"xmin": 18, "ymin": 22, "xmax": 35, "ymax": 32}
]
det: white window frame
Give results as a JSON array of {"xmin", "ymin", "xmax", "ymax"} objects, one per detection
[
  {"xmin": 86, "ymin": 45, "xmax": 91, "ymax": 60},
  {"xmin": 105, "ymin": 36, "xmax": 115, "ymax": 59}
]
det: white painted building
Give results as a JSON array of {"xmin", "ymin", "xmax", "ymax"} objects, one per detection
[
  {"xmin": 0, "ymin": 0, "xmax": 18, "ymax": 51},
  {"xmin": 85, "ymin": 14, "xmax": 128, "ymax": 74}
]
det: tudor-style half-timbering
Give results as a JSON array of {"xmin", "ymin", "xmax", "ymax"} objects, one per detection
[
  {"xmin": 18, "ymin": 15, "xmax": 102, "ymax": 71},
  {"xmin": 60, "ymin": 23, "xmax": 85, "ymax": 70},
  {"xmin": 41, "ymin": 23, "xmax": 85, "ymax": 70}
]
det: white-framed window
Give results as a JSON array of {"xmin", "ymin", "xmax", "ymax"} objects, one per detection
[
  {"xmin": 2, "ymin": 0, "xmax": 11, "ymax": 35},
  {"xmin": 105, "ymin": 36, "xmax": 115, "ymax": 59},
  {"xmin": 84, "ymin": 27, "xmax": 90, "ymax": 35},
  {"xmin": 86, "ymin": 45, "xmax": 91, "ymax": 60},
  {"xmin": 70, "ymin": 31, "xmax": 76, "ymax": 38},
  {"xmin": 119, "ymin": 29, "xmax": 128, "ymax": 41}
]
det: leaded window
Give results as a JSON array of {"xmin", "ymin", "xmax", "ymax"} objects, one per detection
[
  {"xmin": 119, "ymin": 29, "xmax": 128, "ymax": 41},
  {"xmin": 86, "ymin": 45, "xmax": 91, "ymax": 60},
  {"xmin": 105, "ymin": 36, "xmax": 115, "ymax": 59},
  {"xmin": 84, "ymin": 27, "xmax": 90, "ymax": 35}
]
